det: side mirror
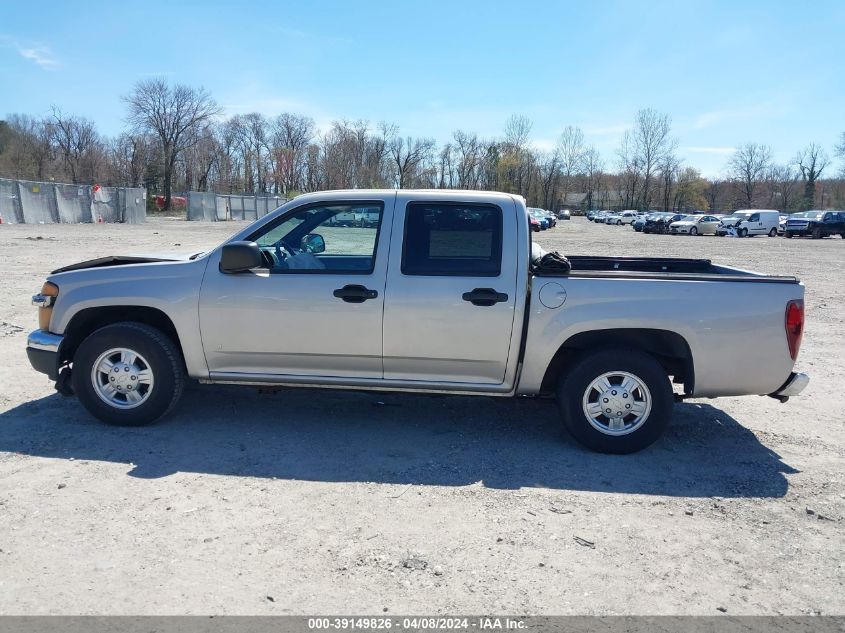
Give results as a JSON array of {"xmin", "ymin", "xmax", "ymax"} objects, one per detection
[
  {"xmin": 220, "ymin": 241, "xmax": 262, "ymax": 273},
  {"xmin": 301, "ymin": 233, "xmax": 325, "ymax": 254}
]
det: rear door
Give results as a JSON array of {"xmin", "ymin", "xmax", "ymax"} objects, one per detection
[{"xmin": 382, "ymin": 194, "xmax": 519, "ymax": 384}]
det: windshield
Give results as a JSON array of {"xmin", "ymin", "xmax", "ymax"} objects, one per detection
[
  {"xmin": 725, "ymin": 212, "xmax": 752, "ymax": 220},
  {"xmin": 790, "ymin": 211, "xmax": 824, "ymax": 219}
]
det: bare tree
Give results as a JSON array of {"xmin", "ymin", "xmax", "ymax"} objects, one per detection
[
  {"xmin": 390, "ymin": 136, "xmax": 435, "ymax": 188},
  {"xmin": 796, "ymin": 143, "xmax": 829, "ymax": 209},
  {"xmin": 728, "ymin": 142, "xmax": 772, "ymax": 207},
  {"xmin": 538, "ymin": 151, "xmax": 560, "ymax": 209},
  {"xmin": 765, "ymin": 164, "xmax": 801, "ymax": 211},
  {"xmin": 50, "ymin": 108, "xmax": 103, "ymax": 184},
  {"xmin": 582, "ymin": 146, "xmax": 603, "ymax": 211},
  {"xmin": 0, "ymin": 114, "xmax": 54, "ymax": 180},
  {"xmin": 836, "ymin": 132, "xmax": 845, "ymax": 176},
  {"xmin": 658, "ymin": 153, "xmax": 681, "ymax": 211},
  {"xmin": 123, "ymin": 79, "xmax": 221, "ymax": 210},
  {"xmin": 270, "ymin": 113, "xmax": 315, "ymax": 195},
  {"xmin": 618, "ymin": 130, "xmax": 642, "ymax": 209},
  {"xmin": 453, "ymin": 130, "xmax": 483, "ymax": 189},
  {"xmin": 630, "ymin": 109, "xmax": 674, "ymax": 210},
  {"xmin": 437, "ymin": 143, "xmax": 454, "ymax": 188},
  {"xmin": 109, "ymin": 133, "xmax": 151, "ymax": 187},
  {"xmin": 500, "ymin": 115, "xmax": 533, "ymax": 197},
  {"xmin": 556, "ymin": 126, "xmax": 585, "ymax": 202}
]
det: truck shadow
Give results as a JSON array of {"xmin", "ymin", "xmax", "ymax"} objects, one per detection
[{"xmin": 0, "ymin": 385, "xmax": 797, "ymax": 497}]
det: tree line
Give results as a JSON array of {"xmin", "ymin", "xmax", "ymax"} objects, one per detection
[{"xmin": 1, "ymin": 78, "xmax": 843, "ymax": 212}]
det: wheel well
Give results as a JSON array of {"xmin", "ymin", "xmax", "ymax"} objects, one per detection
[
  {"xmin": 61, "ymin": 306, "xmax": 183, "ymax": 366},
  {"xmin": 540, "ymin": 328, "xmax": 694, "ymax": 395}
]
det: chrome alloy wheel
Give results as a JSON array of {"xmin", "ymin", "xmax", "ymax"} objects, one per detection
[
  {"xmin": 90, "ymin": 347, "xmax": 154, "ymax": 409},
  {"xmin": 581, "ymin": 371, "xmax": 652, "ymax": 436}
]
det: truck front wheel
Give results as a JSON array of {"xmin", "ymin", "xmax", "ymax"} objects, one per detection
[
  {"xmin": 556, "ymin": 349, "xmax": 673, "ymax": 454},
  {"xmin": 71, "ymin": 322, "xmax": 185, "ymax": 426}
]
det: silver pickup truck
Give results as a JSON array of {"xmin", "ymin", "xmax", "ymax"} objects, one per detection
[{"xmin": 26, "ymin": 190, "xmax": 809, "ymax": 453}]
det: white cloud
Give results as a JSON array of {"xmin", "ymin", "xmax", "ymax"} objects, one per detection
[
  {"xmin": 18, "ymin": 46, "xmax": 59, "ymax": 70},
  {"xmin": 0, "ymin": 35, "xmax": 60, "ymax": 70}
]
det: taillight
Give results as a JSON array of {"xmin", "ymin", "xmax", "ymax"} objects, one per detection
[{"xmin": 785, "ymin": 300, "xmax": 804, "ymax": 360}]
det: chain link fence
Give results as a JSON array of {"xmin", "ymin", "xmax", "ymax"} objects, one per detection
[
  {"xmin": 187, "ymin": 192, "xmax": 285, "ymax": 221},
  {"xmin": 0, "ymin": 178, "xmax": 146, "ymax": 224}
]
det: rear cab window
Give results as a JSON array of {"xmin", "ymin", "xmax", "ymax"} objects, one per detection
[{"xmin": 401, "ymin": 202, "xmax": 503, "ymax": 276}]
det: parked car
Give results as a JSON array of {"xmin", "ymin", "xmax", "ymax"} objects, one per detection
[
  {"xmin": 784, "ymin": 210, "xmax": 845, "ymax": 239},
  {"xmin": 558, "ymin": 209, "xmax": 571, "ymax": 220},
  {"xmin": 26, "ymin": 189, "xmax": 810, "ymax": 454},
  {"xmin": 529, "ymin": 215, "xmax": 541, "ymax": 232},
  {"xmin": 717, "ymin": 210, "xmax": 780, "ymax": 237},
  {"xmin": 632, "ymin": 215, "xmax": 648, "ymax": 232},
  {"xmin": 543, "ymin": 210, "xmax": 557, "ymax": 228},
  {"xmin": 778, "ymin": 214, "xmax": 789, "ymax": 235},
  {"xmin": 609, "ymin": 210, "xmax": 638, "ymax": 226},
  {"xmin": 355, "ymin": 208, "xmax": 381, "ymax": 228},
  {"xmin": 669, "ymin": 214, "xmax": 722, "ymax": 236},
  {"xmin": 528, "ymin": 209, "xmax": 549, "ymax": 230},
  {"xmin": 330, "ymin": 210, "xmax": 358, "ymax": 227},
  {"xmin": 643, "ymin": 213, "xmax": 684, "ymax": 234}
]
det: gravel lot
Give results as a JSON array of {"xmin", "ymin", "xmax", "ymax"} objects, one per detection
[{"xmin": 0, "ymin": 216, "xmax": 842, "ymax": 615}]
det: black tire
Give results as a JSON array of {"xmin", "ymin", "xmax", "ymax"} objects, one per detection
[
  {"xmin": 812, "ymin": 227, "xmax": 822, "ymax": 239},
  {"xmin": 785, "ymin": 232, "xmax": 793, "ymax": 238},
  {"xmin": 689, "ymin": 226, "xmax": 698, "ymax": 236},
  {"xmin": 71, "ymin": 322, "xmax": 185, "ymax": 426},
  {"xmin": 738, "ymin": 228, "xmax": 748, "ymax": 237},
  {"xmin": 768, "ymin": 227, "xmax": 777, "ymax": 237},
  {"xmin": 556, "ymin": 348, "xmax": 674, "ymax": 454}
]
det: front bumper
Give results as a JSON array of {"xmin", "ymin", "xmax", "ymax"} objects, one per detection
[
  {"xmin": 26, "ymin": 329, "xmax": 64, "ymax": 380},
  {"xmin": 768, "ymin": 372, "xmax": 810, "ymax": 401}
]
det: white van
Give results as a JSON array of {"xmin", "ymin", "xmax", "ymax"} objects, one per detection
[{"xmin": 730, "ymin": 209, "xmax": 780, "ymax": 237}]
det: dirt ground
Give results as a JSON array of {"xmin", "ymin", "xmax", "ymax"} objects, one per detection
[{"xmin": 0, "ymin": 215, "xmax": 842, "ymax": 616}]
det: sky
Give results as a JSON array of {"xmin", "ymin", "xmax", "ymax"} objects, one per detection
[{"xmin": 1, "ymin": 0, "xmax": 843, "ymax": 178}]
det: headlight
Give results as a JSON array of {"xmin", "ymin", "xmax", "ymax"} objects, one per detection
[{"xmin": 32, "ymin": 282, "xmax": 59, "ymax": 330}]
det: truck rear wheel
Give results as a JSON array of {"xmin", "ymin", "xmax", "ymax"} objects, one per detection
[
  {"xmin": 71, "ymin": 322, "xmax": 185, "ymax": 426},
  {"xmin": 556, "ymin": 349, "xmax": 673, "ymax": 454}
]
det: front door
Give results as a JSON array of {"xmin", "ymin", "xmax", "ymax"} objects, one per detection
[
  {"xmin": 382, "ymin": 195, "xmax": 519, "ymax": 384},
  {"xmin": 199, "ymin": 197, "xmax": 393, "ymax": 378}
]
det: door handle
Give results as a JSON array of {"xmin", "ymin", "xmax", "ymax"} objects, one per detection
[
  {"xmin": 462, "ymin": 288, "xmax": 508, "ymax": 307},
  {"xmin": 333, "ymin": 284, "xmax": 378, "ymax": 303}
]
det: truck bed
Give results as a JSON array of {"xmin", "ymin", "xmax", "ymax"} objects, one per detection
[{"xmin": 534, "ymin": 255, "xmax": 799, "ymax": 283}]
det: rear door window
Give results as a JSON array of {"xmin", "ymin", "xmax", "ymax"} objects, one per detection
[{"xmin": 401, "ymin": 202, "xmax": 503, "ymax": 276}]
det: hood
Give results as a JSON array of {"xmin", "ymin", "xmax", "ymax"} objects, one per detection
[
  {"xmin": 51, "ymin": 251, "xmax": 197, "ymax": 274},
  {"xmin": 720, "ymin": 217, "xmax": 745, "ymax": 226}
]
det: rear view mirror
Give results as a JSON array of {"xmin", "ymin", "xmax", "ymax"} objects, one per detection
[
  {"xmin": 301, "ymin": 233, "xmax": 325, "ymax": 254},
  {"xmin": 220, "ymin": 241, "xmax": 262, "ymax": 273}
]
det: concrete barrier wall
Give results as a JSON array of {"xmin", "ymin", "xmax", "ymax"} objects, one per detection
[
  {"xmin": 0, "ymin": 178, "xmax": 146, "ymax": 224},
  {"xmin": 187, "ymin": 192, "xmax": 285, "ymax": 221}
]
